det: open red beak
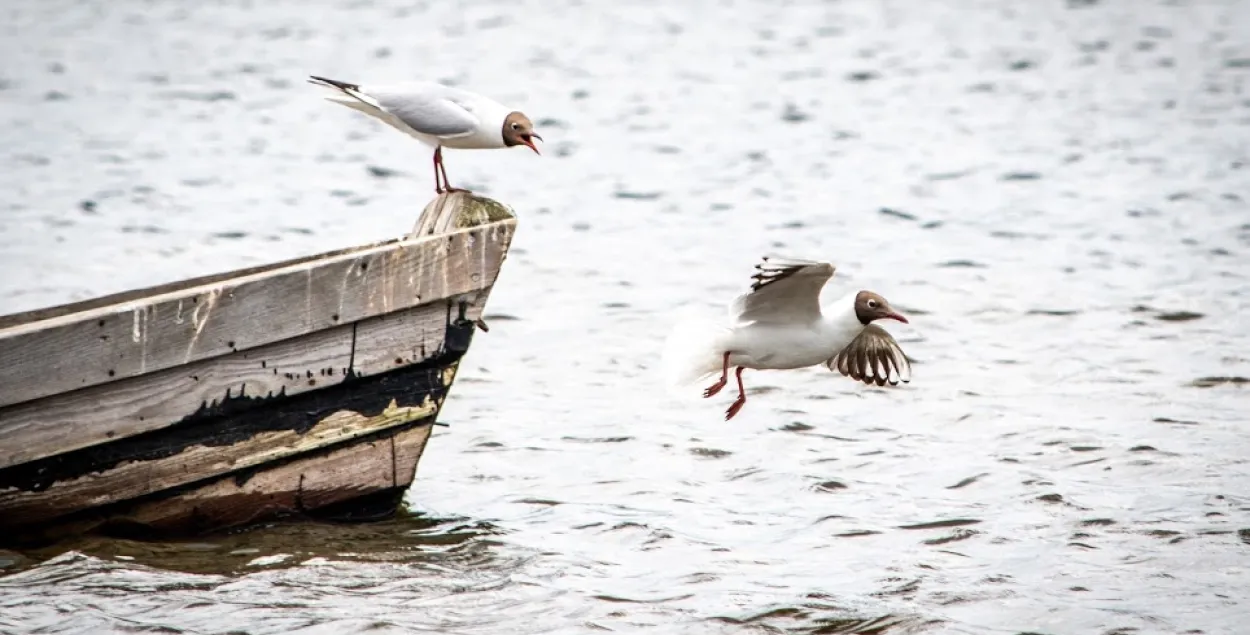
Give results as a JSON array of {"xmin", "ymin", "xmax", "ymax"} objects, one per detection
[
  {"xmin": 523, "ymin": 133, "xmax": 542, "ymax": 155},
  {"xmin": 887, "ymin": 311, "xmax": 909, "ymax": 324}
]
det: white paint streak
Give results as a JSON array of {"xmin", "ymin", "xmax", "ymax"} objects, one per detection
[
  {"xmin": 339, "ymin": 261, "xmax": 355, "ymax": 322},
  {"xmin": 479, "ymin": 229, "xmax": 488, "ymax": 288},
  {"xmin": 441, "ymin": 249, "xmax": 450, "ymax": 300},
  {"xmin": 184, "ymin": 288, "xmax": 221, "ymax": 363},
  {"xmin": 384, "ymin": 251, "xmax": 395, "ymax": 313},
  {"xmin": 139, "ymin": 306, "xmax": 149, "ymax": 373},
  {"xmin": 304, "ymin": 269, "xmax": 312, "ymax": 330}
]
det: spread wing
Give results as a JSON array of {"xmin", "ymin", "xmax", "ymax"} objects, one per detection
[
  {"xmin": 825, "ymin": 325, "xmax": 912, "ymax": 387},
  {"xmin": 728, "ymin": 257, "xmax": 835, "ymax": 325}
]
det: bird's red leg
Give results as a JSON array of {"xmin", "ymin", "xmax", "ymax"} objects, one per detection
[
  {"xmin": 725, "ymin": 366, "xmax": 747, "ymax": 420},
  {"xmin": 703, "ymin": 352, "xmax": 730, "ymax": 398},
  {"xmin": 432, "ymin": 147, "xmax": 445, "ymax": 194},
  {"xmin": 436, "ymin": 146, "xmax": 469, "ymax": 194}
]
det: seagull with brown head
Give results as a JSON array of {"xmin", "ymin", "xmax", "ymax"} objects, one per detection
[
  {"xmin": 309, "ymin": 75, "xmax": 542, "ymax": 194},
  {"xmin": 661, "ymin": 257, "xmax": 913, "ymax": 420}
]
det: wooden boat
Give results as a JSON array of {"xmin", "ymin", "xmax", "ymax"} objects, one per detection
[{"xmin": 0, "ymin": 193, "xmax": 516, "ymax": 546}]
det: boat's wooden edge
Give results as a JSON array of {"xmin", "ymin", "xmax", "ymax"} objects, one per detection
[
  {"xmin": 0, "ymin": 297, "xmax": 485, "ymax": 470},
  {"xmin": 0, "ymin": 204, "xmax": 513, "ymax": 338},
  {"xmin": 7, "ymin": 407, "xmax": 437, "ymax": 546},
  {"xmin": 0, "ymin": 237, "xmax": 403, "ymax": 331},
  {"xmin": 0, "ymin": 278, "xmax": 484, "ymax": 544},
  {"xmin": 0, "ymin": 340, "xmax": 462, "ymax": 534},
  {"xmin": 0, "ymin": 192, "xmax": 517, "ymax": 410},
  {"xmin": 0, "ymin": 302, "xmax": 472, "ymax": 515},
  {"xmin": 0, "ymin": 192, "xmax": 516, "ymax": 331}
]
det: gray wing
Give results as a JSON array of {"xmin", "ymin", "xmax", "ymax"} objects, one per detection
[
  {"xmin": 370, "ymin": 85, "xmax": 480, "ymax": 138},
  {"xmin": 728, "ymin": 257, "xmax": 835, "ymax": 325},
  {"xmin": 825, "ymin": 325, "xmax": 912, "ymax": 387}
]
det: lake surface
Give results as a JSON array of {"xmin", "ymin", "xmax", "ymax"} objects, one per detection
[{"xmin": 2, "ymin": 0, "xmax": 1249, "ymax": 633}]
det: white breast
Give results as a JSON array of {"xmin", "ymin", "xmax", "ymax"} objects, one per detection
[
  {"xmin": 439, "ymin": 95, "xmax": 511, "ymax": 149},
  {"xmin": 725, "ymin": 293, "xmax": 864, "ymax": 371}
]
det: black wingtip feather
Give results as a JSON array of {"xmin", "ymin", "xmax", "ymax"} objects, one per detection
[
  {"xmin": 308, "ymin": 75, "xmax": 358, "ymax": 91},
  {"xmin": 748, "ymin": 257, "xmax": 809, "ymax": 292}
]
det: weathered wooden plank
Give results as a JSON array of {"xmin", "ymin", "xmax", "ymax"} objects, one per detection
[
  {"xmin": 18, "ymin": 422, "xmax": 433, "ymax": 542},
  {"xmin": 0, "ymin": 299, "xmax": 484, "ymax": 470},
  {"xmin": 0, "ymin": 238, "xmax": 400, "ymax": 331},
  {"xmin": 0, "ymin": 203, "xmax": 515, "ymax": 409},
  {"xmin": 409, "ymin": 191, "xmax": 517, "ymax": 237},
  {"xmin": 125, "ymin": 421, "xmax": 432, "ymax": 532},
  {"xmin": 0, "ymin": 356, "xmax": 458, "ymax": 527}
]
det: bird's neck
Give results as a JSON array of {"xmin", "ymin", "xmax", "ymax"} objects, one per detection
[{"xmin": 821, "ymin": 292, "xmax": 865, "ymax": 335}]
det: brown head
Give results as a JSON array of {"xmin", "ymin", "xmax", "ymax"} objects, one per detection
[
  {"xmin": 854, "ymin": 291, "xmax": 909, "ymax": 325},
  {"xmin": 502, "ymin": 112, "xmax": 542, "ymax": 154}
]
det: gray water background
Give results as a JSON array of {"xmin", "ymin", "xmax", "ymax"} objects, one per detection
[{"xmin": 1, "ymin": 0, "xmax": 1249, "ymax": 633}]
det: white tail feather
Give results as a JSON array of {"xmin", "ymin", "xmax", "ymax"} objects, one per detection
[
  {"xmin": 310, "ymin": 81, "xmax": 384, "ymax": 115},
  {"xmin": 659, "ymin": 307, "xmax": 731, "ymax": 398},
  {"xmin": 308, "ymin": 77, "xmax": 382, "ymax": 108},
  {"xmin": 309, "ymin": 79, "xmax": 431, "ymax": 144}
]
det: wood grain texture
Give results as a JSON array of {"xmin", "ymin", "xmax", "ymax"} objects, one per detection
[
  {"xmin": 0, "ymin": 379, "xmax": 447, "ymax": 527},
  {"xmin": 0, "ymin": 300, "xmax": 482, "ymax": 470},
  {"xmin": 0, "ymin": 238, "xmax": 400, "ymax": 331},
  {"xmin": 410, "ymin": 192, "xmax": 517, "ymax": 237},
  {"xmin": 124, "ymin": 422, "xmax": 432, "ymax": 532},
  {"xmin": 0, "ymin": 212, "xmax": 515, "ymax": 409},
  {"xmin": 22, "ymin": 423, "xmax": 433, "ymax": 542}
]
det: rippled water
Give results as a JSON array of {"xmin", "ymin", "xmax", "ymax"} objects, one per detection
[{"xmin": 3, "ymin": 0, "xmax": 1250, "ymax": 633}]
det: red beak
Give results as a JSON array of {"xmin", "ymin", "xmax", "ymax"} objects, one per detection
[
  {"xmin": 523, "ymin": 133, "xmax": 542, "ymax": 155},
  {"xmin": 887, "ymin": 311, "xmax": 909, "ymax": 324}
]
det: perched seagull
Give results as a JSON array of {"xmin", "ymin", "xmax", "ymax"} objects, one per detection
[
  {"xmin": 308, "ymin": 75, "xmax": 542, "ymax": 194},
  {"xmin": 661, "ymin": 257, "xmax": 912, "ymax": 420}
]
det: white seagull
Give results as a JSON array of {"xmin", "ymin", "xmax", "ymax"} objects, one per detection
[
  {"xmin": 661, "ymin": 257, "xmax": 913, "ymax": 420},
  {"xmin": 308, "ymin": 75, "xmax": 542, "ymax": 194}
]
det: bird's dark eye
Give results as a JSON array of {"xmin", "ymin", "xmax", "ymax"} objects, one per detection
[
  {"xmin": 868, "ymin": 299, "xmax": 878, "ymax": 309},
  {"xmin": 511, "ymin": 122, "xmax": 520, "ymax": 130}
]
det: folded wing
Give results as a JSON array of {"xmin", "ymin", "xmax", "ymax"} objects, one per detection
[
  {"xmin": 825, "ymin": 324, "xmax": 912, "ymax": 387},
  {"xmin": 309, "ymin": 76, "xmax": 479, "ymax": 138},
  {"xmin": 728, "ymin": 257, "xmax": 835, "ymax": 325},
  {"xmin": 371, "ymin": 86, "xmax": 480, "ymax": 138}
]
